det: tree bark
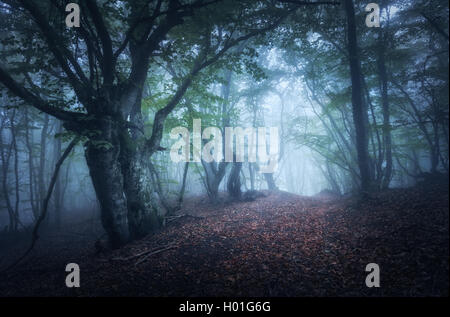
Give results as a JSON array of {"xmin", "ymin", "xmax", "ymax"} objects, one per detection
[
  {"xmin": 84, "ymin": 117, "xmax": 130, "ymax": 248},
  {"xmin": 202, "ymin": 160, "xmax": 227, "ymax": 202},
  {"xmin": 377, "ymin": 28, "xmax": 393, "ymax": 189},
  {"xmin": 264, "ymin": 172, "xmax": 278, "ymax": 191},
  {"xmin": 53, "ymin": 120, "xmax": 63, "ymax": 227},
  {"xmin": 344, "ymin": 0, "xmax": 372, "ymax": 193},
  {"xmin": 38, "ymin": 114, "xmax": 49, "ymax": 212},
  {"xmin": 178, "ymin": 162, "xmax": 189, "ymax": 206},
  {"xmin": 122, "ymin": 152, "xmax": 160, "ymax": 240},
  {"xmin": 0, "ymin": 112, "xmax": 15, "ymax": 232},
  {"xmin": 227, "ymin": 162, "xmax": 243, "ymax": 200},
  {"xmin": 24, "ymin": 108, "xmax": 38, "ymax": 219},
  {"xmin": 249, "ymin": 163, "xmax": 255, "ymax": 191},
  {"xmin": 11, "ymin": 110, "xmax": 20, "ymax": 231}
]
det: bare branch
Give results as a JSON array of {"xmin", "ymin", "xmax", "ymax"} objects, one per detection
[
  {"xmin": 277, "ymin": 0, "xmax": 340, "ymax": 5},
  {"xmin": 14, "ymin": 0, "xmax": 91, "ymax": 100},
  {"xmin": 0, "ymin": 65, "xmax": 87, "ymax": 122},
  {"xmin": 85, "ymin": 0, "xmax": 115, "ymax": 85},
  {"xmin": 420, "ymin": 12, "xmax": 449, "ymax": 42}
]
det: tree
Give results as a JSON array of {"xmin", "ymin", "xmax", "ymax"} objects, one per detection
[
  {"xmin": 343, "ymin": 0, "xmax": 372, "ymax": 193},
  {"xmin": 0, "ymin": 0, "xmax": 290, "ymax": 247}
]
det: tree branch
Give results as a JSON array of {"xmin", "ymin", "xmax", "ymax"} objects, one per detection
[
  {"xmin": 277, "ymin": 0, "xmax": 340, "ymax": 5},
  {"xmin": 85, "ymin": 0, "xmax": 115, "ymax": 85},
  {"xmin": 113, "ymin": 0, "xmax": 163, "ymax": 60},
  {"xmin": 420, "ymin": 12, "xmax": 449, "ymax": 42},
  {"xmin": 145, "ymin": 9, "xmax": 293, "ymax": 155},
  {"xmin": 15, "ymin": 0, "xmax": 91, "ymax": 100},
  {"xmin": 0, "ymin": 65, "xmax": 87, "ymax": 122}
]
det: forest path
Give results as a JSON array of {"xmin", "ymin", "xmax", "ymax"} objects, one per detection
[{"xmin": 0, "ymin": 185, "xmax": 448, "ymax": 296}]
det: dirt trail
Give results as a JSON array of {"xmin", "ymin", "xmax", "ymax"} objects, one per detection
[{"xmin": 0, "ymin": 185, "xmax": 448, "ymax": 296}]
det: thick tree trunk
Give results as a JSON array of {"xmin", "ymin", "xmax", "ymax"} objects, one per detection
[
  {"xmin": 82, "ymin": 114, "xmax": 162, "ymax": 247},
  {"xmin": 202, "ymin": 161, "xmax": 227, "ymax": 202},
  {"xmin": 84, "ymin": 118, "xmax": 129, "ymax": 248},
  {"xmin": 344, "ymin": 0, "xmax": 372, "ymax": 193},
  {"xmin": 227, "ymin": 162, "xmax": 242, "ymax": 200},
  {"xmin": 122, "ymin": 153, "xmax": 160, "ymax": 240}
]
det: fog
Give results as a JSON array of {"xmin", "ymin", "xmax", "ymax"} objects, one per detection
[{"xmin": 0, "ymin": 0, "xmax": 447, "ymax": 243}]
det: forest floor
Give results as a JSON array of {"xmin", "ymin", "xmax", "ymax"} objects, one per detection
[{"xmin": 0, "ymin": 182, "xmax": 448, "ymax": 297}]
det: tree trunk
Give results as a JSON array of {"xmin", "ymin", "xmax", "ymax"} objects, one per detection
[
  {"xmin": 82, "ymin": 113, "xmax": 163, "ymax": 247},
  {"xmin": 0, "ymin": 113, "xmax": 15, "ymax": 232},
  {"xmin": 24, "ymin": 108, "xmax": 38, "ymax": 219},
  {"xmin": 11, "ymin": 110, "xmax": 20, "ymax": 231},
  {"xmin": 83, "ymin": 117, "xmax": 130, "ymax": 248},
  {"xmin": 264, "ymin": 172, "xmax": 278, "ymax": 191},
  {"xmin": 202, "ymin": 160, "xmax": 227, "ymax": 202},
  {"xmin": 249, "ymin": 163, "xmax": 255, "ymax": 191},
  {"xmin": 227, "ymin": 162, "xmax": 242, "ymax": 200},
  {"xmin": 53, "ymin": 120, "xmax": 63, "ymax": 227},
  {"xmin": 377, "ymin": 30, "xmax": 393, "ymax": 189},
  {"xmin": 344, "ymin": 0, "xmax": 372, "ymax": 193},
  {"xmin": 178, "ymin": 162, "xmax": 189, "ymax": 206},
  {"xmin": 122, "ymin": 152, "xmax": 161, "ymax": 240},
  {"xmin": 38, "ymin": 114, "xmax": 49, "ymax": 214}
]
